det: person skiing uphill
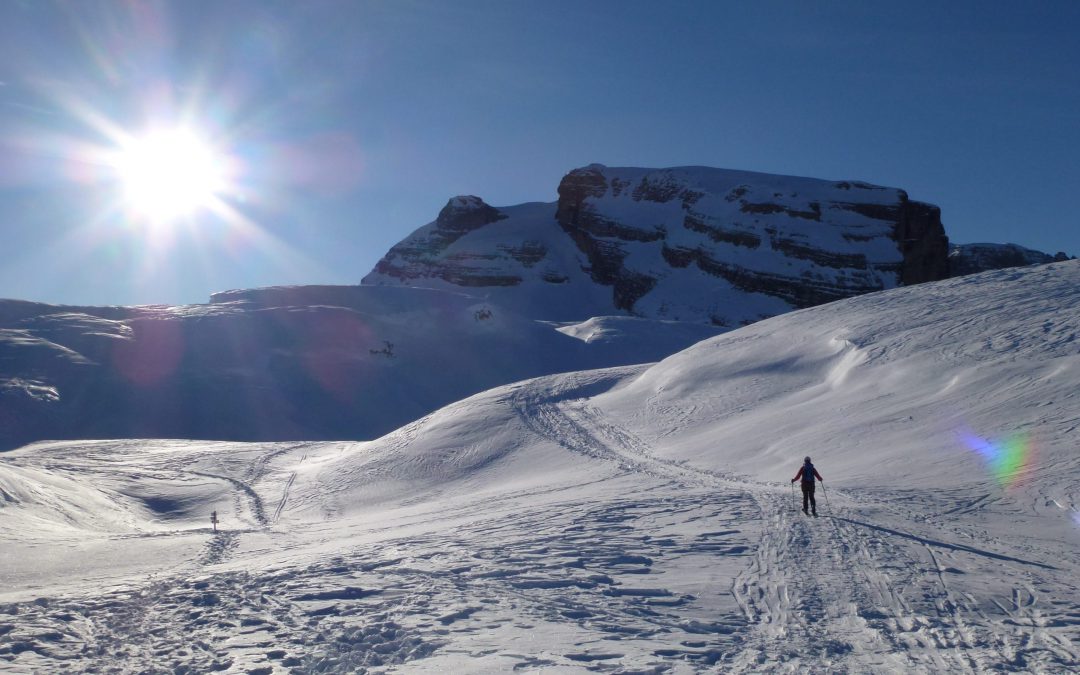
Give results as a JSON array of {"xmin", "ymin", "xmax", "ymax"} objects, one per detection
[{"xmin": 791, "ymin": 456, "xmax": 823, "ymax": 516}]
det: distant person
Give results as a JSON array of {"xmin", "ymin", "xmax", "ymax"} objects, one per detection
[{"xmin": 791, "ymin": 456, "xmax": 823, "ymax": 516}]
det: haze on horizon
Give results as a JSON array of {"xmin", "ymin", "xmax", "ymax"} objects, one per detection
[{"xmin": 1, "ymin": 0, "xmax": 1078, "ymax": 307}]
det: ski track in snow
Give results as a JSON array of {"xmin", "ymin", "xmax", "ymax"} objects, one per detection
[
  {"xmin": 521, "ymin": 390, "xmax": 1080, "ymax": 673},
  {"xmin": 1, "ymin": 389, "xmax": 1079, "ymax": 672},
  {"xmin": 729, "ymin": 489, "xmax": 1077, "ymax": 674}
]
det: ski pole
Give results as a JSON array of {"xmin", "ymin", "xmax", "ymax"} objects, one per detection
[
  {"xmin": 821, "ymin": 481, "xmax": 831, "ymax": 514},
  {"xmin": 790, "ymin": 481, "xmax": 796, "ymax": 511}
]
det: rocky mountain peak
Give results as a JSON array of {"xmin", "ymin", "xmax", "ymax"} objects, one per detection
[{"xmin": 365, "ymin": 164, "xmax": 955, "ymax": 325}]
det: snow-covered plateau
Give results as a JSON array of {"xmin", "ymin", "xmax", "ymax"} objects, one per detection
[{"xmin": 2, "ymin": 261, "xmax": 1079, "ymax": 673}]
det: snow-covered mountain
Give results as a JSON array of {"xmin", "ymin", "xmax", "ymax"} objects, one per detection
[
  {"xmin": 6, "ymin": 164, "xmax": 1069, "ymax": 452},
  {"xmin": 2, "ymin": 261, "xmax": 1078, "ymax": 672},
  {"xmin": 0, "ymin": 286, "xmax": 720, "ymax": 450},
  {"xmin": 364, "ymin": 164, "xmax": 951, "ymax": 325}
]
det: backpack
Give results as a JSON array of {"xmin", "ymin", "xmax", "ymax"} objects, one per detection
[{"xmin": 801, "ymin": 462, "xmax": 816, "ymax": 483}]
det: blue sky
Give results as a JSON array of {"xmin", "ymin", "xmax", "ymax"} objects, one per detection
[{"xmin": 1, "ymin": 0, "xmax": 1077, "ymax": 306}]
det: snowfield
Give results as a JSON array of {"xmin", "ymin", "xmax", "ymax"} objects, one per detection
[{"xmin": 2, "ymin": 261, "xmax": 1079, "ymax": 673}]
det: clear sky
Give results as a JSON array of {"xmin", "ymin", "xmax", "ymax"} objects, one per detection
[{"xmin": 1, "ymin": 0, "xmax": 1077, "ymax": 306}]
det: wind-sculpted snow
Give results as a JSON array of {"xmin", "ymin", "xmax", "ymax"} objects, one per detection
[
  {"xmin": 2, "ymin": 262, "xmax": 1079, "ymax": 672},
  {"xmin": 597, "ymin": 260, "xmax": 1080, "ymax": 485}
]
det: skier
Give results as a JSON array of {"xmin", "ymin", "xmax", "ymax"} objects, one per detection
[{"xmin": 791, "ymin": 456, "xmax": 823, "ymax": 516}]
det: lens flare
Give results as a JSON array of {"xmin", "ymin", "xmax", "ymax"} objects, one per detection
[{"xmin": 959, "ymin": 430, "xmax": 1035, "ymax": 490}]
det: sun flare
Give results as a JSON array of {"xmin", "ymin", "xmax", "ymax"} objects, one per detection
[{"xmin": 111, "ymin": 128, "xmax": 228, "ymax": 222}]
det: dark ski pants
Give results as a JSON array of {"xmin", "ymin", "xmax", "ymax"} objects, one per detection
[{"xmin": 801, "ymin": 481, "xmax": 817, "ymax": 513}]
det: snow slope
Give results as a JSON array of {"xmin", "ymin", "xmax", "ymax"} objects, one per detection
[{"xmin": 1, "ymin": 262, "xmax": 1079, "ymax": 672}]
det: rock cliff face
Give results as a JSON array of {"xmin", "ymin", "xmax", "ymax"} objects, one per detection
[{"xmin": 365, "ymin": 164, "xmax": 951, "ymax": 325}]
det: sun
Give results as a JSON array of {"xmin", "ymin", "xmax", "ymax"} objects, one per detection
[{"xmin": 111, "ymin": 128, "xmax": 229, "ymax": 222}]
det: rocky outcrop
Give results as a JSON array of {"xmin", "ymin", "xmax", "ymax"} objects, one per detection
[
  {"xmin": 436, "ymin": 195, "xmax": 507, "ymax": 232},
  {"xmin": 948, "ymin": 243, "xmax": 1072, "ymax": 277},
  {"xmin": 368, "ymin": 196, "xmax": 519, "ymax": 286}
]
